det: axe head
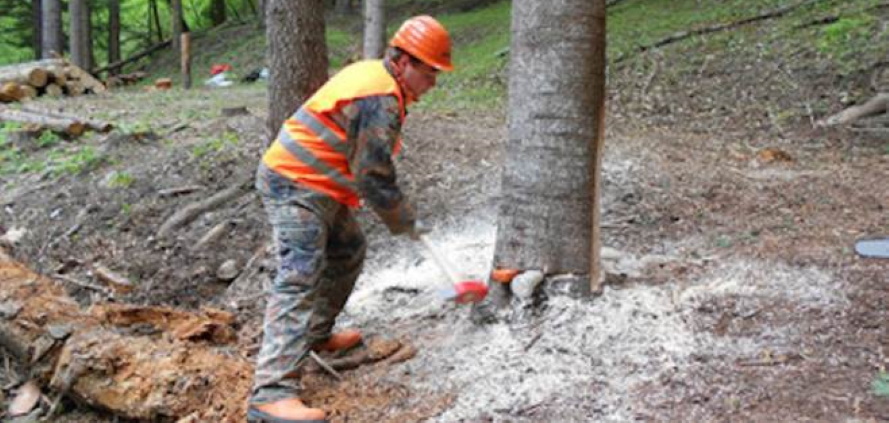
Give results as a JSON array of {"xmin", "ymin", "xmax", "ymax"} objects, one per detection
[{"xmin": 438, "ymin": 280, "xmax": 489, "ymax": 304}]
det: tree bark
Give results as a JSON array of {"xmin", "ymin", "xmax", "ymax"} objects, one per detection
[
  {"xmin": 493, "ymin": 0, "xmax": 605, "ymax": 296},
  {"xmin": 363, "ymin": 0, "xmax": 385, "ymax": 59},
  {"xmin": 69, "ymin": 0, "xmax": 91, "ymax": 70},
  {"xmin": 265, "ymin": 0, "xmax": 329, "ymax": 141},
  {"xmin": 108, "ymin": 0, "xmax": 121, "ymax": 75},
  {"xmin": 41, "ymin": 0, "xmax": 63, "ymax": 59},
  {"xmin": 32, "ymin": 0, "xmax": 43, "ymax": 59}
]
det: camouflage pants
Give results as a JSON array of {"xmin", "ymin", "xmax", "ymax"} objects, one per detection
[{"xmin": 250, "ymin": 164, "xmax": 366, "ymax": 404}]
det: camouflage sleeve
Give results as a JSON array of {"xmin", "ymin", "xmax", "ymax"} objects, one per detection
[{"xmin": 349, "ymin": 95, "xmax": 416, "ymax": 235}]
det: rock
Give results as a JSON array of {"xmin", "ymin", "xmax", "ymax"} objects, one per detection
[{"xmin": 216, "ymin": 259, "xmax": 240, "ymax": 282}]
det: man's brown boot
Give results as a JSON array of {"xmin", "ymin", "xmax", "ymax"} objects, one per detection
[
  {"xmin": 247, "ymin": 398, "xmax": 327, "ymax": 423},
  {"xmin": 313, "ymin": 329, "xmax": 362, "ymax": 352}
]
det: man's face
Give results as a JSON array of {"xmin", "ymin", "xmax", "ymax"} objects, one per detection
[{"xmin": 400, "ymin": 57, "xmax": 439, "ymax": 100}]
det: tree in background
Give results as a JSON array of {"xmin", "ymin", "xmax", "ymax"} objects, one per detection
[
  {"xmin": 209, "ymin": 0, "xmax": 226, "ymax": 26},
  {"xmin": 172, "ymin": 0, "xmax": 184, "ymax": 51},
  {"xmin": 265, "ymin": 0, "xmax": 329, "ymax": 139},
  {"xmin": 31, "ymin": 0, "xmax": 42, "ymax": 59},
  {"xmin": 41, "ymin": 0, "xmax": 63, "ymax": 58},
  {"xmin": 491, "ymin": 0, "xmax": 607, "ymax": 300},
  {"xmin": 69, "ymin": 0, "xmax": 92, "ymax": 69},
  {"xmin": 108, "ymin": 0, "xmax": 121, "ymax": 74},
  {"xmin": 363, "ymin": 0, "xmax": 385, "ymax": 59}
]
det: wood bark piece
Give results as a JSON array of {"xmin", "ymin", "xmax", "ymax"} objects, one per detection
[
  {"xmin": 0, "ymin": 255, "xmax": 253, "ymax": 421},
  {"xmin": 91, "ymin": 264, "xmax": 135, "ymax": 293},
  {"xmin": 157, "ymin": 178, "xmax": 252, "ymax": 238},
  {"xmin": 0, "ymin": 107, "xmax": 85, "ymax": 136}
]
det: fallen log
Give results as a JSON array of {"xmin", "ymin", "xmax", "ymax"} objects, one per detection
[
  {"xmin": 0, "ymin": 82, "xmax": 24, "ymax": 102},
  {"xmin": 19, "ymin": 106, "xmax": 114, "ymax": 133},
  {"xmin": 0, "ymin": 108, "xmax": 85, "ymax": 136},
  {"xmin": 0, "ymin": 256, "xmax": 252, "ymax": 421},
  {"xmin": 0, "ymin": 62, "xmax": 49, "ymax": 88}
]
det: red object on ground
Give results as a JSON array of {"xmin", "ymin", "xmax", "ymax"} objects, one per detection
[
  {"xmin": 440, "ymin": 280, "xmax": 489, "ymax": 304},
  {"xmin": 211, "ymin": 64, "xmax": 232, "ymax": 75}
]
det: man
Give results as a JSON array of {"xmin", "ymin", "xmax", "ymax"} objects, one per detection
[{"xmin": 247, "ymin": 16, "xmax": 454, "ymax": 423}]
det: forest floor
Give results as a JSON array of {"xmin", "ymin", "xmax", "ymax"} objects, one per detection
[
  {"xmin": 3, "ymin": 1, "xmax": 889, "ymax": 422},
  {"xmin": 2, "ymin": 80, "xmax": 889, "ymax": 422}
]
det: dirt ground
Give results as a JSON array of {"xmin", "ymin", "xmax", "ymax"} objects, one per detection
[{"xmin": 3, "ymin": 40, "xmax": 889, "ymax": 423}]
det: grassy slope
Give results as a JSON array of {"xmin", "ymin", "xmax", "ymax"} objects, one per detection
[
  {"xmin": 144, "ymin": 0, "xmax": 885, "ymax": 109},
  {"xmin": 3, "ymin": 0, "xmax": 888, "ymax": 176}
]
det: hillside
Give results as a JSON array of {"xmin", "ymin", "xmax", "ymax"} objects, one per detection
[{"xmin": 2, "ymin": 0, "xmax": 889, "ymax": 421}]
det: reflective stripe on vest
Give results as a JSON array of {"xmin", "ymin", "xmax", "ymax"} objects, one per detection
[{"xmin": 275, "ymin": 115, "xmax": 358, "ymax": 194}]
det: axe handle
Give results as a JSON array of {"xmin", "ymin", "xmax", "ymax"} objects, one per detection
[{"xmin": 418, "ymin": 234, "xmax": 462, "ymax": 285}]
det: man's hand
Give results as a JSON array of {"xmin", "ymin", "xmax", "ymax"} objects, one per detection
[{"xmin": 409, "ymin": 219, "xmax": 431, "ymax": 241}]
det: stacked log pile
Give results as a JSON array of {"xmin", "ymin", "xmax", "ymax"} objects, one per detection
[{"xmin": 0, "ymin": 59, "xmax": 107, "ymax": 103}]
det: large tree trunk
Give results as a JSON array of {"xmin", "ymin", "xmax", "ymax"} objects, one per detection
[
  {"xmin": 363, "ymin": 0, "xmax": 385, "ymax": 59},
  {"xmin": 32, "ymin": 0, "xmax": 43, "ymax": 59},
  {"xmin": 108, "ymin": 0, "xmax": 121, "ymax": 75},
  {"xmin": 492, "ymin": 0, "xmax": 606, "ymax": 297},
  {"xmin": 69, "ymin": 0, "xmax": 91, "ymax": 70},
  {"xmin": 41, "ymin": 0, "xmax": 63, "ymax": 58},
  {"xmin": 210, "ymin": 0, "xmax": 227, "ymax": 26},
  {"xmin": 265, "ymin": 0, "xmax": 329, "ymax": 140}
]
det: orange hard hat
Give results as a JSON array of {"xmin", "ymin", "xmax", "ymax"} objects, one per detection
[{"xmin": 390, "ymin": 15, "xmax": 454, "ymax": 72}]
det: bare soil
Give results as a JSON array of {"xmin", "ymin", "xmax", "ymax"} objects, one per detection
[{"xmin": 2, "ymin": 27, "xmax": 889, "ymax": 423}]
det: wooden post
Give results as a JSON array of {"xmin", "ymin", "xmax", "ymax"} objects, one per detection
[{"xmin": 181, "ymin": 33, "xmax": 191, "ymax": 89}]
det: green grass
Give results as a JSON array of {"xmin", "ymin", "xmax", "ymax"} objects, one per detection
[{"xmin": 416, "ymin": 1, "xmax": 511, "ymax": 113}]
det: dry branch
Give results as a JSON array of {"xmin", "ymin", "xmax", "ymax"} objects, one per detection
[
  {"xmin": 621, "ymin": 0, "xmax": 818, "ymax": 61},
  {"xmin": 157, "ymin": 178, "xmax": 252, "ymax": 238},
  {"xmin": 93, "ymin": 40, "xmax": 172, "ymax": 75}
]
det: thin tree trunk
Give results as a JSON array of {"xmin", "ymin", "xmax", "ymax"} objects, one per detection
[
  {"xmin": 41, "ymin": 0, "xmax": 63, "ymax": 58},
  {"xmin": 32, "ymin": 0, "xmax": 43, "ymax": 59},
  {"xmin": 492, "ymin": 0, "xmax": 605, "ymax": 297},
  {"xmin": 363, "ymin": 0, "xmax": 385, "ymax": 59},
  {"xmin": 265, "ymin": 0, "xmax": 329, "ymax": 140},
  {"xmin": 210, "ymin": 0, "xmax": 227, "ymax": 26},
  {"xmin": 108, "ymin": 0, "xmax": 121, "ymax": 74},
  {"xmin": 151, "ymin": 0, "xmax": 164, "ymax": 43},
  {"xmin": 69, "ymin": 0, "xmax": 90, "ymax": 70},
  {"xmin": 335, "ymin": 0, "xmax": 351, "ymax": 14},
  {"xmin": 172, "ymin": 0, "xmax": 183, "ymax": 51}
]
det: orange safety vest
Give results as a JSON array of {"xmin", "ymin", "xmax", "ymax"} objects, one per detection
[{"xmin": 262, "ymin": 60, "xmax": 406, "ymax": 207}]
